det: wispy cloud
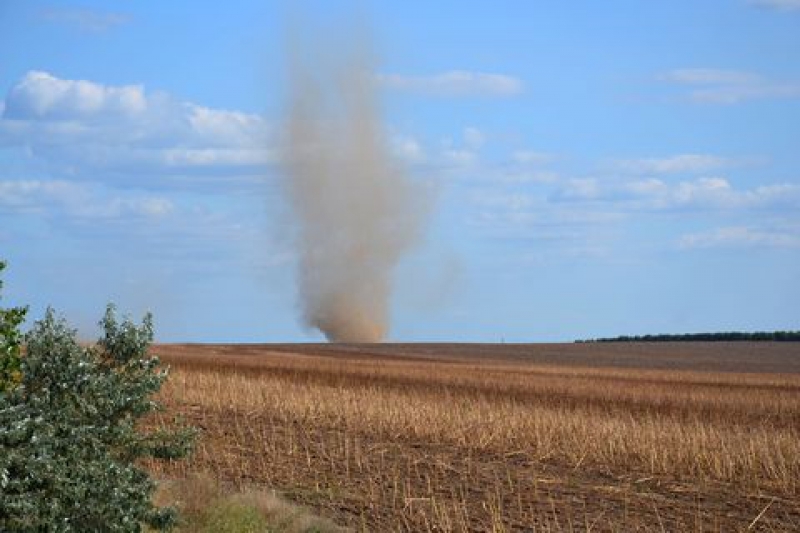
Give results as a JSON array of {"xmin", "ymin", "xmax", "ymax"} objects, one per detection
[
  {"xmin": 467, "ymin": 184, "xmax": 625, "ymax": 254},
  {"xmin": 553, "ymin": 176, "xmax": 800, "ymax": 210},
  {"xmin": 679, "ymin": 226, "xmax": 800, "ymax": 249},
  {"xmin": 390, "ymin": 135, "xmax": 426, "ymax": 164},
  {"xmin": 749, "ymin": 0, "xmax": 800, "ymax": 11},
  {"xmin": 512, "ymin": 150, "xmax": 554, "ymax": 165},
  {"xmin": 40, "ymin": 7, "xmax": 131, "ymax": 33},
  {"xmin": 0, "ymin": 179, "xmax": 173, "ymax": 219},
  {"xmin": 463, "ymin": 127, "xmax": 485, "ymax": 149},
  {"xmin": 612, "ymin": 154, "xmax": 729, "ymax": 174},
  {"xmin": 657, "ymin": 68, "xmax": 800, "ymax": 104},
  {"xmin": 378, "ymin": 71, "xmax": 524, "ymax": 97},
  {"xmin": 658, "ymin": 69, "xmax": 759, "ymax": 85}
]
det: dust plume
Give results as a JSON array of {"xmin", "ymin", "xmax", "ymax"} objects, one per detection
[{"xmin": 282, "ymin": 24, "xmax": 426, "ymax": 342}]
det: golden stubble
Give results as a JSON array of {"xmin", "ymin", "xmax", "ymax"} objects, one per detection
[{"xmin": 147, "ymin": 347, "xmax": 800, "ymax": 531}]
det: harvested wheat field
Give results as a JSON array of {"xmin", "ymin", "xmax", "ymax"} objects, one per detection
[{"xmin": 145, "ymin": 342, "xmax": 800, "ymax": 532}]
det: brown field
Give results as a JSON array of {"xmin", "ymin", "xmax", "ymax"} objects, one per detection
[{"xmin": 145, "ymin": 342, "xmax": 800, "ymax": 532}]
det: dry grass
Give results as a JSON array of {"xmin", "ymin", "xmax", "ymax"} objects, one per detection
[
  {"xmin": 145, "ymin": 343, "xmax": 800, "ymax": 532},
  {"xmin": 153, "ymin": 473, "xmax": 345, "ymax": 533}
]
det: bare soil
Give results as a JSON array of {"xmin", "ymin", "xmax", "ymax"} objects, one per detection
[{"xmin": 159, "ymin": 341, "xmax": 800, "ymax": 373}]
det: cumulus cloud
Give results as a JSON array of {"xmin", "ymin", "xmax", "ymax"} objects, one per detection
[
  {"xmin": 4, "ymin": 71, "xmax": 146, "ymax": 120},
  {"xmin": 679, "ymin": 226, "xmax": 800, "ymax": 249},
  {"xmin": 378, "ymin": 70, "xmax": 524, "ymax": 97},
  {"xmin": 657, "ymin": 68, "xmax": 800, "ymax": 104},
  {"xmin": 0, "ymin": 71, "xmax": 272, "ymax": 187}
]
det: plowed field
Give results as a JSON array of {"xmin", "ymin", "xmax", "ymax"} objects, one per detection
[{"xmin": 146, "ymin": 342, "xmax": 800, "ymax": 531}]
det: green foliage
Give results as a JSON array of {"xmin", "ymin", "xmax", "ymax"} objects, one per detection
[
  {"xmin": 0, "ymin": 280, "xmax": 195, "ymax": 532},
  {"xmin": 0, "ymin": 261, "xmax": 27, "ymax": 392}
]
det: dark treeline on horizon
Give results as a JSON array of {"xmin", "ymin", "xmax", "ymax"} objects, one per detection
[{"xmin": 576, "ymin": 331, "xmax": 800, "ymax": 343}]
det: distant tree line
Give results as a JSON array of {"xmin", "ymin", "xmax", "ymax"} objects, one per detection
[{"xmin": 576, "ymin": 331, "xmax": 800, "ymax": 343}]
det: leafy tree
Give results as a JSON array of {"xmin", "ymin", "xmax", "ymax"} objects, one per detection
[
  {"xmin": 0, "ymin": 264, "xmax": 194, "ymax": 532},
  {"xmin": 0, "ymin": 261, "xmax": 27, "ymax": 392}
]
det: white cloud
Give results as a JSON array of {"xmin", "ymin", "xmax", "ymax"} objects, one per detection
[
  {"xmin": 495, "ymin": 170, "xmax": 560, "ymax": 184},
  {"xmin": 553, "ymin": 178, "xmax": 602, "ymax": 201},
  {"xmin": 749, "ymin": 0, "xmax": 800, "ymax": 11},
  {"xmin": 554, "ymin": 175, "xmax": 800, "ymax": 210},
  {"xmin": 0, "ymin": 179, "xmax": 81, "ymax": 209},
  {"xmin": 468, "ymin": 184, "xmax": 626, "ymax": 248},
  {"xmin": 4, "ymin": 71, "xmax": 146, "ymax": 120},
  {"xmin": 679, "ymin": 226, "xmax": 800, "ymax": 249},
  {"xmin": 40, "ymin": 7, "xmax": 131, "ymax": 33},
  {"xmin": 391, "ymin": 135, "xmax": 425, "ymax": 163},
  {"xmin": 473, "ymin": 191, "xmax": 537, "ymax": 211},
  {"xmin": 665, "ymin": 178, "xmax": 799, "ymax": 209},
  {"xmin": 161, "ymin": 148, "xmax": 271, "ymax": 167},
  {"xmin": 406, "ymin": 135, "xmax": 558, "ymax": 184},
  {"xmin": 442, "ymin": 148, "xmax": 476, "ymax": 167},
  {"xmin": 672, "ymin": 177, "xmax": 734, "ymax": 206},
  {"xmin": 187, "ymin": 105, "xmax": 267, "ymax": 146},
  {"xmin": 613, "ymin": 154, "xmax": 729, "ymax": 174},
  {"xmin": 378, "ymin": 71, "xmax": 524, "ymax": 97},
  {"xmin": 658, "ymin": 69, "xmax": 759, "ymax": 85},
  {"xmin": 134, "ymin": 197, "xmax": 173, "ymax": 217},
  {"xmin": 690, "ymin": 84, "xmax": 800, "ymax": 104},
  {"xmin": 0, "ymin": 71, "xmax": 272, "ymax": 187},
  {"xmin": 512, "ymin": 150, "xmax": 553, "ymax": 165},
  {"xmin": 657, "ymin": 68, "xmax": 800, "ymax": 104},
  {"xmin": 472, "ymin": 209, "xmax": 538, "ymax": 231},
  {"xmin": 623, "ymin": 177, "xmax": 669, "ymax": 196},
  {"xmin": 0, "ymin": 179, "xmax": 173, "ymax": 219},
  {"xmin": 463, "ymin": 127, "xmax": 485, "ymax": 149}
]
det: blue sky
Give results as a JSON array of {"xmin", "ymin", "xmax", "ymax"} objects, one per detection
[{"xmin": 1, "ymin": 0, "xmax": 798, "ymax": 342}]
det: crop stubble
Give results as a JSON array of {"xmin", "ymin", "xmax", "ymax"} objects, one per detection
[{"xmin": 145, "ymin": 342, "xmax": 800, "ymax": 532}]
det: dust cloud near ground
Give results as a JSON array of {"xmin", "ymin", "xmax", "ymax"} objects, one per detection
[{"xmin": 281, "ymin": 21, "xmax": 427, "ymax": 342}]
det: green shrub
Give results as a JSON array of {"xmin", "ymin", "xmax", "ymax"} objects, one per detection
[
  {"xmin": 0, "ymin": 263, "xmax": 195, "ymax": 532},
  {"xmin": 0, "ymin": 261, "xmax": 26, "ymax": 392}
]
